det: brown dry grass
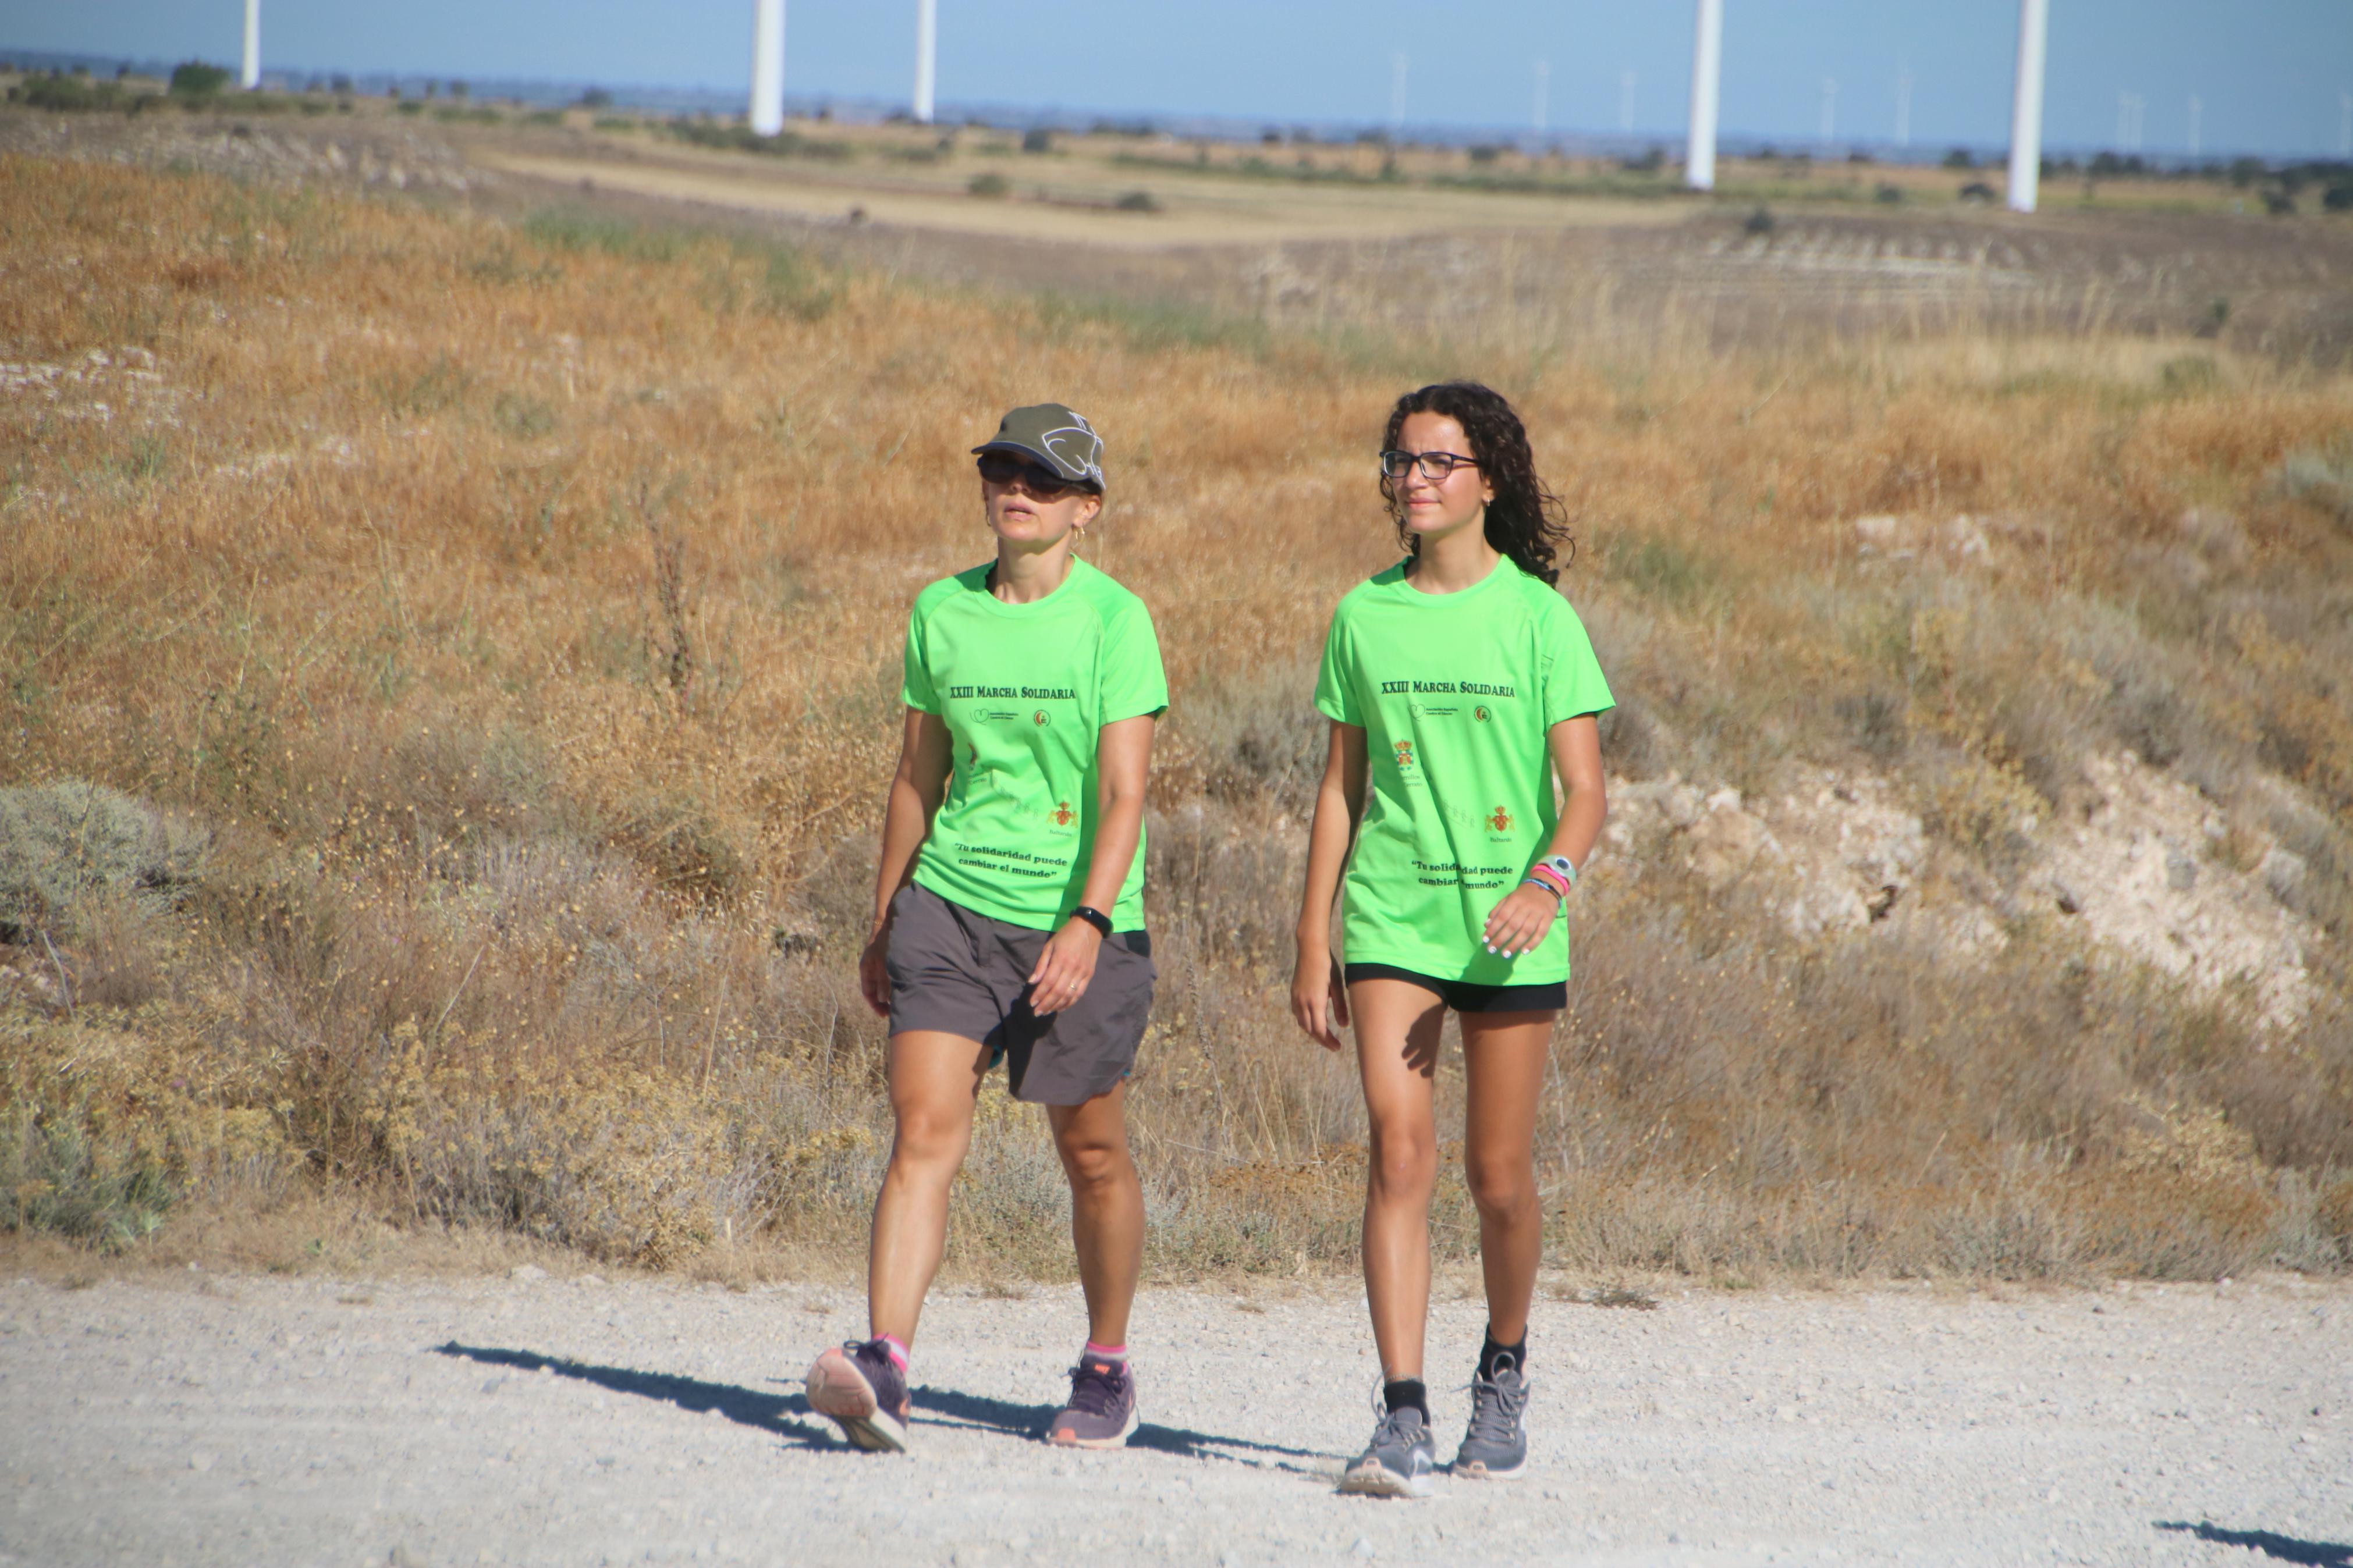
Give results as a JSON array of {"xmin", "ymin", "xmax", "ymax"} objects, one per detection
[{"xmin": 5, "ymin": 152, "xmax": 2352, "ymax": 1285}]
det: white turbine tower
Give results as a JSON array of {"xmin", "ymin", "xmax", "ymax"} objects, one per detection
[
  {"xmin": 1896, "ymin": 59, "xmax": 1913, "ymax": 148},
  {"xmin": 1533, "ymin": 58, "xmax": 1550, "ymax": 135},
  {"xmin": 1620, "ymin": 69, "xmax": 1637, "ymax": 135},
  {"xmin": 1390, "ymin": 51, "xmax": 1408, "ymax": 137},
  {"xmin": 1820, "ymin": 77, "xmax": 1838, "ymax": 145},
  {"xmin": 2007, "ymin": 0, "xmax": 2049, "ymax": 213},
  {"xmin": 913, "ymin": 0, "xmax": 937, "ymax": 124},
  {"xmin": 1685, "ymin": 0, "xmax": 1723, "ymax": 191},
  {"xmin": 750, "ymin": 0, "xmax": 785, "ymax": 137},
  {"xmin": 2188, "ymin": 94, "xmax": 2201, "ymax": 159},
  {"xmin": 240, "ymin": 0, "xmax": 260, "ymax": 90},
  {"xmin": 2341, "ymin": 91, "xmax": 2351, "ymax": 158}
]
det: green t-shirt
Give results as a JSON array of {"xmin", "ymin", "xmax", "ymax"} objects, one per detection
[
  {"xmin": 902, "ymin": 556, "xmax": 1168, "ymax": 932},
  {"xmin": 1314, "ymin": 556, "xmax": 1614, "ymax": 984}
]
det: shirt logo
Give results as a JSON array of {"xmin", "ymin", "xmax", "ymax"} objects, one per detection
[
  {"xmin": 1488, "ymin": 805, "xmax": 1513, "ymax": 833},
  {"xmin": 1394, "ymin": 739, "xmax": 1416, "ymax": 770},
  {"xmin": 1051, "ymin": 800, "xmax": 1075, "ymax": 827},
  {"xmin": 1034, "ymin": 710, "xmax": 1050, "ymax": 727},
  {"xmin": 1475, "ymin": 705, "xmax": 1492, "ymax": 723}
]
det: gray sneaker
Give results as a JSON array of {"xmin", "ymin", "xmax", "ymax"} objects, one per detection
[
  {"xmin": 1047, "ymin": 1355, "xmax": 1139, "ymax": 1449},
  {"xmin": 1451, "ymin": 1356, "xmax": 1531, "ymax": 1480},
  {"xmin": 805, "ymin": 1338, "xmax": 912, "ymax": 1454},
  {"xmin": 1338, "ymin": 1395, "xmax": 1437, "ymax": 1499}
]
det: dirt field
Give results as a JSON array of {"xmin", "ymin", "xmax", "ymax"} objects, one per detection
[{"xmin": 3, "ymin": 1267, "xmax": 2347, "ymax": 1566}]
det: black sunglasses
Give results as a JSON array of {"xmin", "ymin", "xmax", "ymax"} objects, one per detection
[
  {"xmin": 1380, "ymin": 449, "xmax": 1481, "ymax": 481},
  {"xmin": 977, "ymin": 450, "xmax": 1083, "ymax": 496}
]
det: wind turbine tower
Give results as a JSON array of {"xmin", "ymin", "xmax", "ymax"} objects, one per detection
[
  {"xmin": 1820, "ymin": 77, "xmax": 1838, "ymax": 144},
  {"xmin": 1533, "ymin": 58, "xmax": 1550, "ymax": 135},
  {"xmin": 1390, "ymin": 52, "xmax": 1408, "ymax": 137},
  {"xmin": 1685, "ymin": 0, "xmax": 1723, "ymax": 191},
  {"xmin": 1620, "ymin": 69, "xmax": 1637, "ymax": 136},
  {"xmin": 749, "ymin": 0, "xmax": 785, "ymax": 137},
  {"xmin": 2188, "ymin": 94, "xmax": 2201, "ymax": 159},
  {"xmin": 240, "ymin": 0, "xmax": 260, "ymax": 90},
  {"xmin": 1896, "ymin": 60, "xmax": 1912, "ymax": 148},
  {"xmin": 2007, "ymin": 0, "xmax": 2049, "ymax": 213},
  {"xmin": 913, "ymin": 0, "xmax": 937, "ymax": 123}
]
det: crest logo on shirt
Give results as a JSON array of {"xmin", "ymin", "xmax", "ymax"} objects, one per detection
[
  {"xmin": 1050, "ymin": 800, "xmax": 1076, "ymax": 827},
  {"xmin": 1474, "ymin": 705, "xmax": 1492, "ymax": 723},
  {"xmin": 1034, "ymin": 710, "xmax": 1050, "ymax": 727},
  {"xmin": 1488, "ymin": 805, "xmax": 1513, "ymax": 833},
  {"xmin": 1394, "ymin": 739, "xmax": 1416, "ymax": 770}
]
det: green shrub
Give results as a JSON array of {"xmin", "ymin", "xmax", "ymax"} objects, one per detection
[
  {"xmin": 0, "ymin": 1106, "xmax": 175, "ymax": 1251},
  {"xmin": 0, "ymin": 782, "xmax": 208, "ymax": 942},
  {"xmin": 168, "ymin": 61, "xmax": 230, "ymax": 101}
]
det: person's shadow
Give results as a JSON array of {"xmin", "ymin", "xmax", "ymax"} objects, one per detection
[
  {"xmin": 438, "ymin": 1344, "xmax": 1335, "ymax": 1474},
  {"xmin": 2157, "ymin": 1522, "xmax": 2353, "ymax": 1566}
]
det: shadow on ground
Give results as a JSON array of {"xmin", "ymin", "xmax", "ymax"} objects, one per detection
[
  {"xmin": 438, "ymin": 1342, "xmax": 838, "ymax": 1450},
  {"xmin": 435, "ymin": 1343, "xmax": 1336, "ymax": 1474},
  {"xmin": 2157, "ymin": 1522, "xmax": 2353, "ymax": 1566},
  {"xmin": 910, "ymin": 1384, "xmax": 1336, "ymax": 1475}
]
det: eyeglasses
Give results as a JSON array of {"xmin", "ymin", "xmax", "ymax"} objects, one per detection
[
  {"xmin": 977, "ymin": 450, "xmax": 1082, "ymax": 497},
  {"xmin": 1379, "ymin": 449, "xmax": 1481, "ymax": 481}
]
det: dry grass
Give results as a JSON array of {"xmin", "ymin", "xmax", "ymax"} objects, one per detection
[{"xmin": 5, "ymin": 152, "xmax": 2353, "ymax": 1285}]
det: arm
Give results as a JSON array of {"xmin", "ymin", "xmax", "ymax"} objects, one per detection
[
  {"xmin": 857, "ymin": 707, "xmax": 954, "ymax": 1017},
  {"xmin": 1479, "ymin": 713, "xmax": 1608, "ymax": 958},
  {"xmin": 1290, "ymin": 721, "xmax": 1368, "ymax": 1050},
  {"xmin": 1027, "ymin": 713, "xmax": 1155, "ymax": 1016}
]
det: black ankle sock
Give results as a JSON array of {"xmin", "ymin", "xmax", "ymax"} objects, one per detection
[
  {"xmin": 1478, "ymin": 1329, "xmax": 1527, "ymax": 1381},
  {"xmin": 1382, "ymin": 1378, "xmax": 1428, "ymax": 1420}
]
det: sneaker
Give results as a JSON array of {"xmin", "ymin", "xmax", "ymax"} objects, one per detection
[
  {"xmin": 804, "ymin": 1338, "xmax": 912, "ymax": 1454},
  {"xmin": 1337, "ymin": 1393, "xmax": 1436, "ymax": 1499},
  {"xmin": 1451, "ymin": 1355, "xmax": 1531, "ymax": 1480},
  {"xmin": 1047, "ymin": 1356, "xmax": 1139, "ymax": 1448}
]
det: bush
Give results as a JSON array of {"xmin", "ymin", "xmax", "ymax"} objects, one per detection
[
  {"xmin": 968, "ymin": 172, "xmax": 1010, "ymax": 198},
  {"xmin": 168, "ymin": 61, "xmax": 231, "ymax": 100},
  {"xmin": 0, "ymin": 783, "xmax": 208, "ymax": 942},
  {"xmin": 1020, "ymin": 127, "xmax": 1053, "ymax": 154},
  {"xmin": 1114, "ymin": 189, "xmax": 1159, "ymax": 212},
  {"xmin": 1943, "ymin": 147, "xmax": 1974, "ymax": 170}
]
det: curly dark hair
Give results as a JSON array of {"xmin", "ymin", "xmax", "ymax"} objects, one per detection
[{"xmin": 1378, "ymin": 381, "xmax": 1573, "ymax": 586}]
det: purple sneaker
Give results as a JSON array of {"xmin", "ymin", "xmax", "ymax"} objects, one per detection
[
  {"xmin": 1046, "ymin": 1356, "xmax": 1139, "ymax": 1449},
  {"xmin": 805, "ymin": 1339, "xmax": 911, "ymax": 1453}
]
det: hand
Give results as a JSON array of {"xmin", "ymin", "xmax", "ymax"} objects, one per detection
[
  {"xmin": 1290, "ymin": 944, "xmax": 1350, "ymax": 1051},
  {"xmin": 1482, "ymin": 883, "xmax": 1560, "ymax": 959},
  {"xmin": 858, "ymin": 920, "xmax": 893, "ymax": 1018},
  {"xmin": 1028, "ymin": 919, "xmax": 1103, "ymax": 1016}
]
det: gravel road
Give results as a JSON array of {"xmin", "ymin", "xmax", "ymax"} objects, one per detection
[{"xmin": 3, "ymin": 1268, "xmax": 2347, "ymax": 1567}]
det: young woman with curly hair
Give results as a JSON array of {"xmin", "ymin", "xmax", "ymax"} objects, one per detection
[{"xmin": 1292, "ymin": 381, "xmax": 1612, "ymax": 1497}]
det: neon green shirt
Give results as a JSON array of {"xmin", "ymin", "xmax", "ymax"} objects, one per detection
[
  {"xmin": 902, "ymin": 556, "xmax": 1167, "ymax": 932},
  {"xmin": 1314, "ymin": 557, "xmax": 1613, "ymax": 984}
]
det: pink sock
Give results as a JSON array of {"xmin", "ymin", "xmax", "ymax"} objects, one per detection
[
  {"xmin": 1083, "ymin": 1341, "xmax": 1128, "ymax": 1363},
  {"xmin": 876, "ymin": 1333, "xmax": 910, "ymax": 1371}
]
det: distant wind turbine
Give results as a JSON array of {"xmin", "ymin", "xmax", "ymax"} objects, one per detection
[
  {"xmin": 1390, "ymin": 51, "xmax": 1408, "ymax": 136},
  {"xmin": 1685, "ymin": 0, "xmax": 1722, "ymax": 191},
  {"xmin": 1620, "ymin": 68, "xmax": 1637, "ymax": 135},
  {"xmin": 1895, "ymin": 59, "xmax": 1912, "ymax": 148},
  {"xmin": 1820, "ymin": 77, "xmax": 1837, "ymax": 144},
  {"xmin": 1532, "ymin": 58, "xmax": 1550, "ymax": 135},
  {"xmin": 913, "ymin": 0, "xmax": 936, "ymax": 124},
  {"xmin": 2007, "ymin": 0, "xmax": 2048, "ymax": 213},
  {"xmin": 749, "ymin": 0, "xmax": 785, "ymax": 137},
  {"xmin": 2341, "ymin": 91, "xmax": 2351, "ymax": 158},
  {"xmin": 2187, "ymin": 94, "xmax": 2201, "ymax": 159},
  {"xmin": 241, "ymin": 0, "xmax": 260, "ymax": 90}
]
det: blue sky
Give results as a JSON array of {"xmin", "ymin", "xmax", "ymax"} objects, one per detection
[{"xmin": 13, "ymin": 1, "xmax": 2353, "ymax": 156}]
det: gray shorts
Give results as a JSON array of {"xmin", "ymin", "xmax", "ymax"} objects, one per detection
[{"xmin": 884, "ymin": 882, "xmax": 1156, "ymax": 1106}]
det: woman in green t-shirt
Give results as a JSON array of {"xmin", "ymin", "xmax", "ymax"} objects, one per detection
[
  {"xmin": 1292, "ymin": 381, "xmax": 1612, "ymax": 1498},
  {"xmin": 804, "ymin": 403, "xmax": 1168, "ymax": 1456}
]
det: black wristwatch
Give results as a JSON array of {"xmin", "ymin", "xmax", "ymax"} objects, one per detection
[{"xmin": 1070, "ymin": 905, "xmax": 1113, "ymax": 938}]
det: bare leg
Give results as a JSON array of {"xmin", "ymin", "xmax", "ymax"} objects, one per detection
[
  {"xmin": 1459, "ymin": 1011, "xmax": 1558, "ymax": 1348},
  {"xmin": 867, "ymin": 1030, "xmax": 989, "ymax": 1347},
  {"xmin": 1046, "ymin": 1081, "xmax": 1142, "ymax": 1347},
  {"xmin": 1350, "ymin": 978, "xmax": 1448, "ymax": 1382}
]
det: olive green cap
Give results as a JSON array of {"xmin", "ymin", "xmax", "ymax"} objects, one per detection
[{"xmin": 971, "ymin": 403, "xmax": 1105, "ymax": 492}]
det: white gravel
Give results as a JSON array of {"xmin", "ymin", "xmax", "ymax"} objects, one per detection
[{"xmin": 3, "ymin": 1269, "xmax": 2347, "ymax": 1566}]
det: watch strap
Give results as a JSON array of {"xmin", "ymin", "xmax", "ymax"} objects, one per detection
[{"xmin": 1069, "ymin": 905, "xmax": 1113, "ymax": 938}]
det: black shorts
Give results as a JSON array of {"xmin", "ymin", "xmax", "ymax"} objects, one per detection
[
  {"xmin": 1343, "ymin": 962, "xmax": 1566, "ymax": 1015},
  {"xmin": 885, "ymin": 883, "xmax": 1155, "ymax": 1105}
]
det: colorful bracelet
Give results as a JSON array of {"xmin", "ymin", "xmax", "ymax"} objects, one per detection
[{"xmin": 1523, "ymin": 865, "xmax": 1572, "ymax": 901}]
